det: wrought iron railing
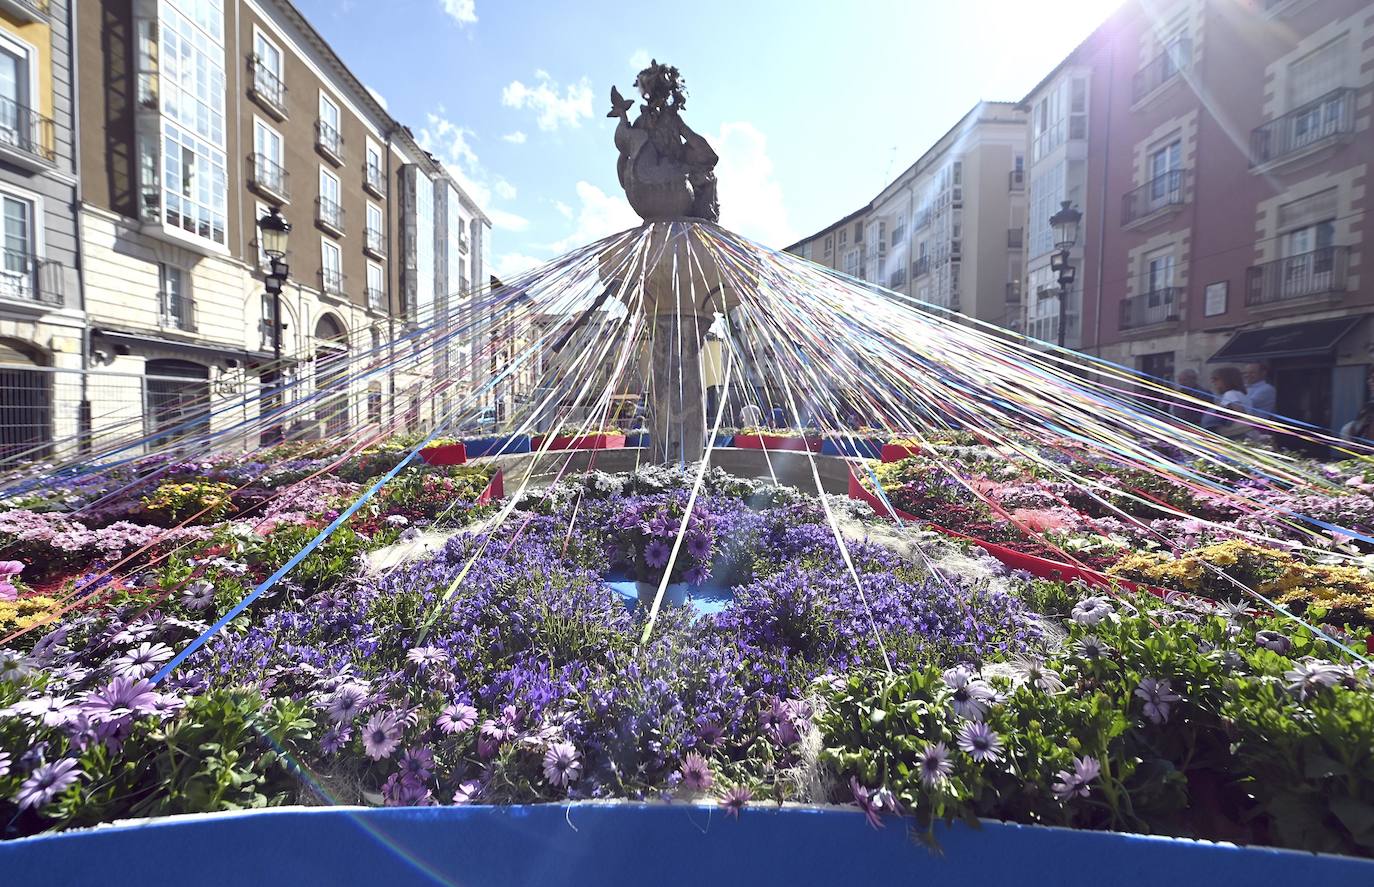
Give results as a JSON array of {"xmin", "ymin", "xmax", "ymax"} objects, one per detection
[
  {"xmin": 0, "ymin": 252, "xmax": 63, "ymax": 305},
  {"xmin": 1122, "ymin": 168, "xmax": 1188, "ymax": 225},
  {"xmin": 367, "ymin": 286, "xmax": 385, "ymax": 311},
  {"xmin": 316, "ymin": 196, "xmax": 345, "ymax": 233},
  {"xmin": 0, "ymin": 96, "xmax": 56, "ymax": 164},
  {"xmin": 364, "ymin": 161, "xmax": 384, "ymax": 195},
  {"xmin": 248, "ymin": 56, "xmax": 288, "ymax": 117},
  {"xmin": 911, "ymin": 255, "xmax": 930, "ymax": 278},
  {"xmin": 249, "ymin": 153, "xmax": 289, "ymax": 200},
  {"xmin": 365, "ymin": 226, "xmax": 384, "ymax": 255},
  {"xmin": 1249, "ymin": 88, "xmax": 1355, "ymax": 168},
  {"xmin": 1246, "ymin": 246, "xmax": 1349, "ymax": 306},
  {"xmin": 316, "ymin": 120, "xmax": 343, "ymax": 160},
  {"xmin": 1133, "ymin": 39, "xmax": 1191, "ymax": 102},
  {"xmin": 320, "ymin": 267, "xmax": 346, "ymax": 296},
  {"xmin": 1119, "ymin": 287, "xmax": 1182, "ymax": 330},
  {"xmin": 158, "ymin": 289, "xmax": 196, "ymax": 332}
]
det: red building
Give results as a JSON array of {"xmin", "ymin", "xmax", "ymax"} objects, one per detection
[{"xmin": 1024, "ymin": 0, "xmax": 1373, "ymax": 433}]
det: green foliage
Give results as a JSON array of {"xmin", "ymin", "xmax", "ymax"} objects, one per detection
[{"xmin": 245, "ymin": 522, "xmax": 365, "ymax": 593}]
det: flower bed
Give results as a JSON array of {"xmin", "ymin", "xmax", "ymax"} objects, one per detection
[
  {"xmin": 0, "ymin": 448, "xmax": 1371, "ymax": 863},
  {"xmin": 821, "ymin": 437, "xmax": 883, "ymax": 459},
  {"xmin": 732, "ymin": 429, "xmax": 822, "ymax": 453}
]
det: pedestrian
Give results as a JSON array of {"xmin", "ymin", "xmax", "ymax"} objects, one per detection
[
  {"xmin": 738, "ymin": 402, "xmax": 764, "ymax": 429},
  {"xmin": 1208, "ymin": 366, "xmax": 1254, "ymax": 440},
  {"xmin": 1170, "ymin": 368, "xmax": 1213, "ymax": 426},
  {"xmin": 1243, "ymin": 363, "xmax": 1277, "ymax": 417},
  {"xmin": 1340, "ymin": 366, "xmax": 1374, "ymax": 442},
  {"xmin": 770, "ymin": 405, "xmax": 786, "ymax": 429}
]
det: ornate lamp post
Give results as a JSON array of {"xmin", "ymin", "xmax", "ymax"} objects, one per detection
[
  {"xmin": 257, "ymin": 206, "xmax": 292, "ymax": 443},
  {"xmin": 1048, "ymin": 200, "xmax": 1081, "ymax": 349}
]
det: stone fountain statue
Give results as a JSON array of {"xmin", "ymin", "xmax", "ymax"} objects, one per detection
[{"xmin": 608, "ymin": 60, "xmax": 719, "ymax": 222}]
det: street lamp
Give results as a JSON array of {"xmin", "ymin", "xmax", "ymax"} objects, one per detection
[
  {"xmin": 257, "ymin": 206, "xmax": 292, "ymax": 443},
  {"xmin": 1048, "ymin": 200, "xmax": 1081, "ymax": 348}
]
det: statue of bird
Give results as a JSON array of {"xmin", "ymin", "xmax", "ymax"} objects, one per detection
[{"xmin": 607, "ymin": 86, "xmax": 635, "ymax": 119}]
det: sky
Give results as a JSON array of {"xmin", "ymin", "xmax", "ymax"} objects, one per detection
[{"xmin": 295, "ymin": 0, "xmax": 1126, "ymax": 280}]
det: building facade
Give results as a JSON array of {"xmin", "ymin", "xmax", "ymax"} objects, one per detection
[
  {"xmin": 1026, "ymin": 0, "xmax": 1374, "ymax": 433},
  {"xmin": 0, "ymin": 0, "xmax": 82, "ymax": 463},
  {"xmin": 73, "ymin": 0, "xmax": 487, "ymax": 451},
  {"xmin": 786, "ymin": 101, "xmax": 1028, "ymax": 332}
]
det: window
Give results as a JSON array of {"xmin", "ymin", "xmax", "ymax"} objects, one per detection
[
  {"xmin": 253, "ymin": 120, "xmax": 282, "ymax": 193},
  {"xmin": 952, "ymin": 161, "xmax": 963, "ymax": 187},
  {"xmin": 1138, "ymin": 352, "xmax": 1175, "ymax": 383},
  {"xmin": 823, "ymin": 235, "xmax": 833, "ymax": 252},
  {"xmin": 0, "ymin": 32, "xmax": 36, "ymax": 153},
  {"xmin": 318, "ymin": 92, "xmax": 342, "ymax": 155},
  {"xmin": 842, "ymin": 248, "xmax": 859, "ymax": 277},
  {"xmin": 253, "ymin": 200, "xmax": 270, "ymax": 270},
  {"xmin": 1288, "ymin": 37, "xmax": 1347, "ymax": 109},
  {"xmin": 321, "ymin": 240, "xmax": 342, "ymax": 294},
  {"xmin": 319, "ymin": 93, "xmax": 340, "ymax": 132},
  {"xmin": 366, "ymin": 261, "xmax": 384, "ymax": 310},
  {"xmin": 854, "ymin": 221, "xmax": 863, "ymax": 241},
  {"xmin": 260, "ymin": 292, "xmax": 278, "ymax": 350},
  {"xmin": 365, "ymin": 140, "xmax": 383, "ymax": 190},
  {"xmin": 253, "ymin": 28, "xmax": 282, "ymax": 95},
  {"xmin": 366, "ymin": 202, "xmax": 383, "ymax": 243},
  {"xmin": 159, "ymin": 263, "xmax": 191, "ymax": 329},
  {"xmin": 1149, "ymin": 140, "xmax": 1181, "ymax": 183},
  {"xmin": 1145, "ymin": 248, "xmax": 1175, "ymax": 294},
  {"xmin": 0, "ymin": 193, "xmax": 32, "ymax": 301},
  {"xmin": 145, "ymin": 358, "xmax": 210, "ymax": 443},
  {"xmin": 1068, "ymin": 77, "xmax": 1087, "ymax": 139},
  {"xmin": 838, "ymin": 228, "xmax": 847, "ymax": 246},
  {"xmin": 319, "ymin": 167, "xmax": 341, "ymax": 231}
]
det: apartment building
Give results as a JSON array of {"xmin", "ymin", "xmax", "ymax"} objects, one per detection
[
  {"xmin": 0, "ymin": 0, "xmax": 81, "ymax": 462},
  {"xmin": 1024, "ymin": 0, "xmax": 1373, "ymax": 433},
  {"xmin": 786, "ymin": 102, "xmax": 1028, "ymax": 331},
  {"xmin": 74, "ymin": 0, "xmax": 487, "ymax": 448}
]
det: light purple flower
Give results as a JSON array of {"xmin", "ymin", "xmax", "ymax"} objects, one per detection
[
  {"xmin": 1052, "ymin": 756, "xmax": 1102, "ymax": 801},
  {"xmin": 850, "ymin": 777, "xmax": 901, "ymax": 829},
  {"xmin": 399, "ymin": 746, "xmax": 435, "ymax": 780},
  {"xmin": 686, "ymin": 532, "xmax": 711, "ymax": 560},
  {"xmin": 1134, "ymin": 677, "xmax": 1181, "ymax": 724},
  {"xmin": 1071, "ymin": 596, "xmax": 1113, "ymax": 627},
  {"xmin": 644, "ymin": 538, "xmax": 671, "ymax": 569},
  {"xmin": 680, "ymin": 753, "xmax": 713, "ymax": 793},
  {"xmin": 15, "ymin": 758, "xmax": 81, "ymax": 811},
  {"xmin": 543, "ymin": 741, "xmax": 582, "ymax": 788},
  {"xmin": 683, "ymin": 565, "xmax": 708, "ymax": 586},
  {"xmin": 1285, "ymin": 661, "xmax": 1343, "ymax": 701},
  {"xmin": 917, "ymin": 742, "xmax": 953, "ymax": 788},
  {"xmin": 109, "ymin": 642, "xmax": 174, "ymax": 679},
  {"xmin": 436, "ymin": 702, "xmax": 477, "ymax": 734},
  {"xmin": 362, "ymin": 712, "xmax": 403, "ymax": 760},
  {"xmin": 81, "ymin": 677, "xmax": 160, "ymax": 723},
  {"xmin": 406, "ymin": 646, "xmax": 446, "ymax": 671},
  {"xmin": 320, "ymin": 726, "xmax": 351, "ymax": 755},
  {"xmin": 0, "ymin": 649, "xmax": 33, "ymax": 682},
  {"xmin": 452, "ymin": 780, "xmax": 481, "ymax": 805},
  {"xmin": 943, "ymin": 667, "xmax": 996, "ymax": 721},
  {"xmin": 0, "ymin": 750, "xmax": 10, "ymax": 777},
  {"xmin": 956, "ymin": 721, "xmax": 1005, "ymax": 763},
  {"xmin": 720, "ymin": 785, "xmax": 751, "ymax": 818},
  {"xmin": 324, "ymin": 684, "xmax": 369, "ymax": 724},
  {"xmin": 8, "ymin": 695, "xmax": 77, "ymax": 727},
  {"xmin": 181, "ymin": 580, "xmax": 215, "ymax": 611}
]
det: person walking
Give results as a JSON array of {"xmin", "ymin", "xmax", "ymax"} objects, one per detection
[
  {"xmin": 1208, "ymin": 366, "xmax": 1255, "ymax": 440},
  {"xmin": 1243, "ymin": 363, "xmax": 1277, "ymax": 417}
]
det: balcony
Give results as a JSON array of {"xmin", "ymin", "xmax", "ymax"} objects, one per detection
[
  {"xmin": 247, "ymin": 56, "xmax": 288, "ymax": 120},
  {"xmin": 320, "ymin": 268, "xmax": 346, "ymax": 299},
  {"xmin": 248, "ymin": 154, "xmax": 289, "ymax": 204},
  {"xmin": 0, "ymin": 252, "xmax": 63, "ymax": 310},
  {"xmin": 316, "ymin": 196, "xmax": 345, "ymax": 237},
  {"xmin": 316, "ymin": 120, "xmax": 344, "ymax": 166},
  {"xmin": 367, "ymin": 285, "xmax": 385, "ymax": 312},
  {"xmin": 364, "ymin": 226, "xmax": 385, "ymax": 258},
  {"xmin": 1008, "ymin": 169, "xmax": 1024, "ymax": 191},
  {"xmin": 364, "ymin": 161, "xmax": 384, "ymax": 198},
  {"xmin": 0, "ymin": 97, "xmax": 56, "ymax": 171},
  {"xmin": 912, "ymin": 255, "xmax": 931, "ymax": 278},
  {"xmin": 1122, "ymin": 168, "xmax": 1189, "ymax": 229},
  {"xmin": 1132, "ymin": 39, "xmax": 1191, "ymax": 105},
  {"xmin": 1007, "ymin": 227, "xmax": 1024, "ymax": 249},
  {"xmin": 158, "ymin": 289, "xmax": 196, "ymax": 332},
  {"xmin": 1246, "ymin": 246, "xmax": 1349, "ymax": 308},
  {"xmin": 0, "ymin": 0, "xmax": 48, "ymax": 23},
  {"xmin": 1119, "ymin": 287, "xmax": 1183, "ymax": 331},
  {"xmin": 1249, "ymin": 88, "xmax": 1355, "ymax": 172}
]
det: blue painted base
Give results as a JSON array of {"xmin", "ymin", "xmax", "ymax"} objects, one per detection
[
  {"xmin": 605, "ymin": 573, "xmax": 733, "ymax": 617},
  {"xmin": 2, "ymin": 804, "xmax": 1368, "ymax": 887},
  {"xmin": 465, "ymin": 435, "xmax": 532, "ymax": 458},
  {"xmin": 821, "ymin": 438, "xmax": 883, "ymax": 459}
]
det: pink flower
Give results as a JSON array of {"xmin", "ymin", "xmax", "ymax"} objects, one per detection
[{"xmin": 0, "ymin": 560, "xmax": 23, "ymax": 577}]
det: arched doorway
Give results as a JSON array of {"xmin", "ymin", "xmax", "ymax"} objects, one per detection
[
  {"xmin": 315, "ymin": 314, "xmax": 349, "ymax": 436},
  {"xmin": 0, "ymin": 338, "xmax": 50, "ymax": 464},
  {"xmin": 145, "ymin": 358, "xmax": 210, "ymax": 445}
]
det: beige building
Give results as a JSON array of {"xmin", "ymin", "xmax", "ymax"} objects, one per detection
[{"xmin": 786, "ymin": 101, "xmax": 1028, "ymax": 331}]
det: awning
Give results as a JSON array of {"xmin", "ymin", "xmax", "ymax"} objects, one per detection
[
  {"xmin": 94, "ymin": 328, "xmax": 277, "ymax": 366},
  {"xmin": 1207, "ymin": 315, "xmax": 1365, "ymax": 363}
]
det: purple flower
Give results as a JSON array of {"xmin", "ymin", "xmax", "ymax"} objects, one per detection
[
  {"xmin": 850, "ymin": 777, "xmax": 900, "ymax": 829},
  {"xmin": 324, "ymin": 684, "xmax": 369, "ymax": 724},
  {"xmin": 109, "ymin": 642, "xmax": 174, "ymax": 679},
  {"xmin": 381, "ymin": 772, "xmax": 431, "ymax": 807},
  {"xmin": 720, "ymin": 785, "xmax": 752, "ymax": 819},
  {"xmin": 8, "ymin": 695, "xmax": 77, "ymax": 727},
  {"xmin": 1285, "ymin": 661, "xmax": 1343, "ymax": 701},
  {"xmin": 15, "ymin": 758, "xmax": 81, "ymax": 811},
  {"xmin": 543, "ymin": 741, "xmax": 582, "ymax": 788},
  {"xmin": 1134, "ymin": 677, "xmax": 1181, "ymax": 724},
  {"xmin": 0, "ymin": 750, "xmax": 10, "ymax": 777},
  {"xmin": 406, "ymin": 646, "xmax": 446, "ymax": 671},
  {"xmin": 917, "ymin": 742, "xmax": 953, "ymax": 788},
  {"xmin": 453, "ymin": 780, "xmax": 481, "ymax": 804},
  {"xmin": 943, "ymin": 667, "xmax": 996, "ymax": 721},
  {"xmin": 181, "ymin": 580, "xmax": 215, "ymax": 611},
  {"xmin": 362, "ymin": 712, "xmax": 403, "ymax": 760},
  {"xmin": 697, "ymin": 720, "xmax": 723, "ymax": 749},
  {"xmin": 683, "ymin": 565, "xmax": 708, "ymax": 586},
  {"xmin": 319, "ymin": 726, "xmax": 351, "ymax": 755},
  {"xmin": 1052, "ymin": 756, "xmax": 1102, "ymax": 801},
  {"xmin": 956, "ymin": 721, "xmax": 1004, "ymax": 763},
  {"xmin": 686, "ymin": 532, "xmax": 711, "ymax": 560},
  {"xmin": 399, "ymin": 746, "xmax": 435, "ymax": 780},
  {"xmin": 1071, "ymin": 596, "xmax": 1113, "ymax": 627},
  {"xmin": 680, "ymin": 753, "xmax": 713, "ymax": 793},
  {"xmin": 1076, "ymin": 635, "xmax": 1111, "ymax": 661},
  {"xmin": 1255, "ymin": 630, "xmax": 1292, "ymax": 655},
  {"xmin": 644, "ymin": 538, "xmax": 671, "ymax": 569},
  {"xmin": 81, "ymin": 677, "xmax": 160, "ymax": 723},
  {"xmin": 1010, "ymin": 656, "xmax": 1065, "ymax": 693},
  {"xmin": 436, "ymin": 702, "xmax": 477, "ymax": 734}
]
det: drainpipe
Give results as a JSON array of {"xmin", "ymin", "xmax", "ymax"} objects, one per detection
[
  {"xmin": 1091, "ymin": 45, "xmax": 1115, "ymax": 357},
  {"xmin": 69, "ymin": 0, "xmax": 91, "ymax": 453}
]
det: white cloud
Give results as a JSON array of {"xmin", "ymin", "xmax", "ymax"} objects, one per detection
[
  {"xmin": 417, "ymin": 108, "xmax": 530, "ymax": 234},
  {"xmin": 493, "ymin": 179, "xmax": 517, "ymax": 200},
  {"xmin": 709, "ymin": 121, "xmax": 794, "ymax": 247},
  {"xmin": 546, "ymin": 181, "xmax": 640, "ymax": 254},
  {"xmin": 501, "ymin": 131, "xmax": 527, "ymax": 144},
  {"xmin": 501, "ymin": 71, "xmax": 594, "ymax": 132},
  {"xmin": 628, "ymin": 49, "xmax": 651, "ymax": 70},
  {"xmin": 487, "ymin": 208, "xmax": 529, "ymax": 232},
  {"xmin": 440, "ymin": 0, "xmax": 477, "ymax": 25},
  {"xmin": 553, "ymin": 200, "xmax": 572, "ymax": 219},
  {"xmin": 493, "ymin": 252, "xmax": 545, "ymax": 281}
]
